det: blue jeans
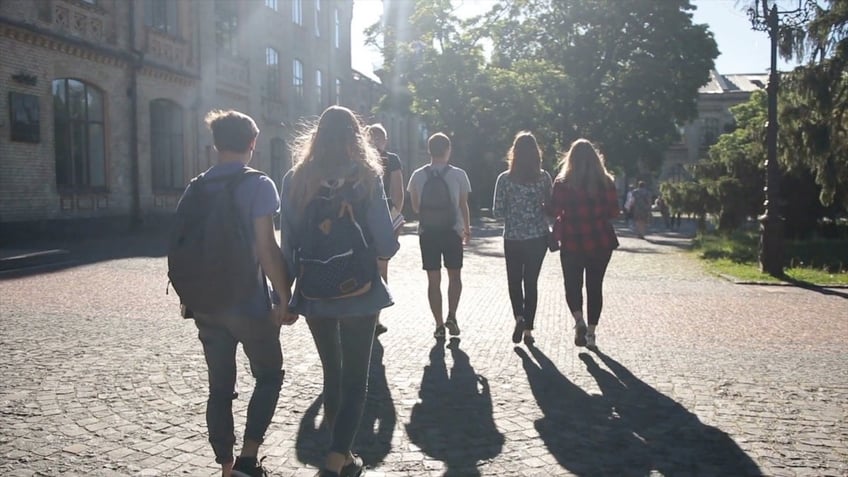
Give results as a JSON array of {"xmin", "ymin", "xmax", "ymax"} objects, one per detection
[
  {"xmin": 195, "ymin": 313, "xmax": 284, "ymax": 464},
  {"xmin": 307, "ymin": 314, "xmax": 377, "ymax": 455}
]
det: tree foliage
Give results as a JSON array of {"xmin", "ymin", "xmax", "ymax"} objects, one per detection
[
  {"xmin": 365, "ymin": 0, "xmax": 719, "ymax": 208},
  {"xmin": 778, "ymin": 0, "xmax": 848, "ymax": 208}
]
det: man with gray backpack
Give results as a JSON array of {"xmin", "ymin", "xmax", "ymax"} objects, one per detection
[
  {"xmin": 407, "ymin": 132, "xmax": 472, "ymax": 339},
  {"xmin": 168, "ymin": 109, "xmax": 295, "ymax": 477}
]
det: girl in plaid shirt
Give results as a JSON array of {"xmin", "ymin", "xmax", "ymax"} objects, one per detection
[{"xmin": 547, "ymin": 139, "xmax": 620, "ymax": 350}]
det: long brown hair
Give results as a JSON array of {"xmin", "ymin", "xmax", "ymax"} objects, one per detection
[
  {"xmin": 555, "ymin": 138, "xmax": 615, "ymax": 193},
  {"xmin": 289, "ymin": 106, "xmax": 382, "ymax": 213},
  {"xmin": 507, "ymin": 131, "xmax": 542, "ymax": 183}
]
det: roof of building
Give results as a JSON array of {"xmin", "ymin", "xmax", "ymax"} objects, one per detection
[{"xmin": 699, "ymin": 70, "xmax": 768, "ymax": 94}]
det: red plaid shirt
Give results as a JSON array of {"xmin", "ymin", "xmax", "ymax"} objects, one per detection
[{"xmin": 548, "ymin": 180, "xmax": 620, "ymax": 253}]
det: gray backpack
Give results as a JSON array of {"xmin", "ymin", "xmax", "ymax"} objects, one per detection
[{"xmin": 418, "ymin": 166, "xmax": 455, "ymax": 230}]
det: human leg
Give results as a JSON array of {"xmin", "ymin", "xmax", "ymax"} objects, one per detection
[
  {"xmin": 235, "ymin": 317, "xmax": 284, "ymax": 460},
  {"xmin": 307, "ymin": 317, "xmax": 342, "ymax": 433},
  {"xmin": 420, "ymin": 232, "xmax": 445, "ymax": 330},
  {"xmin": 196, "ymin": 317, "xmax": 239, "ymax": 467},
  {"xmin": 584, "ymin": 250, "xmax": 613, "ymax": 349},
  {"xmin": 375, "ymin": 259, "xmax": 389, "ymax": 336},
  {"xmin": 443, "ymin": 232, "xmax": 464, "ymax": 336},
  {"xmin": 522, "ymin": 236, "xmax": 548, "ymax": 331},
  {"xmin": 560, "ymin": 251, "xmax": 588, "ymax": 346},
  {"xmin": 323, "ymin": 315, "xmax": 378, "ymax": 474},
  {"xmin": 503, "ymin": 239, "xmax": 525, "ymax": 319}
]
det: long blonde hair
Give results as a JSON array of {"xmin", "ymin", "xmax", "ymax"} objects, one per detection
[
  {"xmin": 555, "ymin": 138, "xmax": 615, "ymax": 193},
  {"xmin": 507, "ymin": 131, "xmax": 542, "ymax": 184},
  {"xmin": 289, "ymin": 106, "xmax": 383, "ymax": 213}
]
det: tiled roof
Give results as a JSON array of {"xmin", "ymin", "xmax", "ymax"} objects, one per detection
[{"xmin": 699, "ymin": 70, "xmax": 768, "ymax": 94}]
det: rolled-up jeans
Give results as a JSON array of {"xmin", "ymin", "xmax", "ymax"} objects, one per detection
[
  {"xmin": 195, "ymin": 312, "xmax": 284, "ymax": 464},
  {"xmin": 307, "ymin": 314, "xmax": 377, "ymax": 455}
]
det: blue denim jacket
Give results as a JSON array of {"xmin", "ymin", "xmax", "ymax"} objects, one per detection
[{"xmin": 279, "ymin": 169, "xmax": 399, "ymax": 318}]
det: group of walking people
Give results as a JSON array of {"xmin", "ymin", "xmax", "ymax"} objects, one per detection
[{"xmin": 176, "ymin": 105, "xmax": 620, "ymax": 477}]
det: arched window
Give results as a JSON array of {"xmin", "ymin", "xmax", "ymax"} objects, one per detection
[
  {"xmin": 292, "ymin": 0, "xmax": 302, "ymax": 25},
  {"xmin": 266, "ymin": 47, "xmax": 280, "ymax": 99},
  {"xmin": 150, "ymin": 99, "xmax": 184, "ymax": 189},
  {"xmin": 52, "ymin": 78, "xmax": 106, "ymax": 189}
]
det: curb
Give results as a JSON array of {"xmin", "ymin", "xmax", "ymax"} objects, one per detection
[{"xmin": 0, "ymin": 249, "xmax": 71, "ymax": 273}]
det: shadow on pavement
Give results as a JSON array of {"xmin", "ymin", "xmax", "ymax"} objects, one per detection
[
  {"xmin": 406, "ymin": 339, "xmax": 504, "ymax": 476},
  {"xmin": 582, "ymin": 350, "xmax": 762, "ymax": 476},
  {"xmin": 294, "ymin": 340, "xmax": 397, "ymax": 469},
  {"xmin": 517, "ymin": 346, "xmax": 762, "ymax": 476},
  {"xmin": 0, "ymin": 231, "xmax": 169, "ymax": 279},
  {"xmin": 778, "ymin": 276, "xmax": 848, "ymax": 300},
  {"xmin": 355, "ymin": 340, "xmax": 397, "ymax": 465}
]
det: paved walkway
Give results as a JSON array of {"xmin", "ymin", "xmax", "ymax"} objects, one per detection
[{"xmin": 1, "ymin": 222, "xmax": 846, "ymax": 476}]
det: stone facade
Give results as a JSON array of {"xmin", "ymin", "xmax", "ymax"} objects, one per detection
[
  {"xmin": 661, "ymin": 70, "xmax": 768, "ymax": 184},
  {"xmin": 0, "ymin": 0, "xmax": 353, "ymax": 235}
]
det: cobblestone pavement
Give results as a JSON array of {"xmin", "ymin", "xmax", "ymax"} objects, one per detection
[{"xmin": 1, "ymin": 221, "xmax": 846, "ymax": 476}]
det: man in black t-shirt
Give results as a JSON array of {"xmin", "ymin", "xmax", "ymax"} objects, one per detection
[{"xmin": 367, "ymin": 124, "xmax": 405, "ymax": 336}]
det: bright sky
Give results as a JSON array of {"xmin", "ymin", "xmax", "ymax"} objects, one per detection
[{"xmin": 350, "ymin": 0, "xmax": 800, "ymax": 80}]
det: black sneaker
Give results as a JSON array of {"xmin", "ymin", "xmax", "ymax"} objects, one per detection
[
  {"xmin": 445, "ymin": 315, "xmax": 460, "ymax": 336},
  {"xmin": 340, "ymin": 454, "xmax": 365, "ymax": 477},
  {"xmin": 433, "ymin": 325, "xmax": 446, "ymax": 339},
  {"xmin": 511, "ymin": 318, "xmax": 525, "ymax": 344},
  {"xmin": 374, "ymin": 322, "xmax": 388, "ymax": 336},
  {"xmin": 574, "ymin": 321, "xmax": 588, "ymax": 347},
  {"xmin": 232, "ymin": 456, "xmax": 268, "ymax": 477}
]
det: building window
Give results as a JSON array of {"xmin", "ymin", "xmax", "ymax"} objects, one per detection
[
  {"xmin": 292, "ymin": 0, "xmax": 302, "ymax": 25},
  {"xmin": 293, "ymin": 59, "xmax": 304, "ymax": 97},
  {"xmin": 266, "ymin": 47, "xmax": 280, "ymax": 99},
  {"xmin": 215, "ymin": 0, "xmax": 239, "ymax": 56},
  {"xmin": 150, "ymin": 99, "xmax": 184, "ymax": 190},
  {"xmin": 264, "ymin": 0, "xmax": 277, "ymax": 11},
  {"xmin": 314, "ymin": 0, "xmax": 321, "ymax": 36},
  {"xmin": 702, "ymin": 117, "xmax": 719, "ymax": 146},
  {"xmin": 52, "ymin": 79, "xmax": 106, "ymax": 189},
  {"xmin": 145, "ymin": 0, "xmax": 178, "ymax": 35},
  {"xmin": 315, "ymin": 69, "xmax": 323, "ymax": 108},
  {"xmin": 334, "ymin": 8, "xmax": 340, "ymax": 48},
  {"xmin": 335, "ymin": 77, "xmax": 341, "ymax": 104}
]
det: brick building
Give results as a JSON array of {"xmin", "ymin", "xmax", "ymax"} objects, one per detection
[{"xmin": 0, "ymin": 0, "xmax": 353, "ymax": 238}]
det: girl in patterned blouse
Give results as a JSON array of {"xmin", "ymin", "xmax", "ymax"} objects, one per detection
[{"xmin": 492, "ymin": 131, "xmax": 553, "ymax": 346}]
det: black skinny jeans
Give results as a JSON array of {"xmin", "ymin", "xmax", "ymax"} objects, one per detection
[
  {"xmin": 195, "ymin": 313, "xmax": 284, "ymax": 464},
  {"xmin": 307, "ymin": 314, "xmax": 378, "ymax": 455},
  {"xmin": 559, "ymin": 249, "xmax": 613, "ymax": 326},
  {"xmin": 504, "ymin": 236, "xmax": 548, "ymax": 330}
]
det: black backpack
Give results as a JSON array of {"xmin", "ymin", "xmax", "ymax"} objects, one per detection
[
  {"xmin": 294, "ymin": 180, "xmax": 377, "ymax": 300},
  {"xmin": 167, "ymin": 169, "xmax": 265, "ymax": 314},
  {"xmin": 418, "ymin": 166, "xmax": 455, "ymax": 230}
]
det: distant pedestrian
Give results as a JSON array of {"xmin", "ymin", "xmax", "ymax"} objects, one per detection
[
  {"xmin": 492, "ymin": 131, "xmax": 552, "ymax": 346},
  {"xmin": 655, "ymin": 195, "xmax": 671, "ymax": 229},
  {"xmin": 407, "ymin": 132, "xmax": 472, "ymax": 340},
  {"xmin": 172, "ymin": 110, "xmax": 295, "ymax": 477},
  {"xmin": 279, "ymin": 106, "xmax": 399, "ymax": 477},
  {"xmin": 630, "ymin": 181, "xmax": 652, "ymax": 238},
  {"xmin": 548, "ymin": 139, "xmax": 620, "ymax": 350},
  {"xmin": 366, "ymin": 123, "xmax": 405, "ymax": 337}
]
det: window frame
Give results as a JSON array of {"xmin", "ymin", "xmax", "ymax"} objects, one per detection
[
  {"xmin": 293, "ymin": 59, "xmax": 304, "ymax": 97},
  {"xmin": 265, "ymin": 47, "xmax": 281, "ymax": 100},
  {"xmin": 52, "ymin": 78, "xmax": 107, "ymax": 191},
  {"xmin": 264, "ymin": 0, "xmax": 278, "ymax": 11},
  {"xmin": 215, "ymin": 0, "xmax": 239, "ymax": 56},
  {"xmin": 145, "ymin": 0, "xmax": 179, "ymax": 36},
  {"xmin": 334, "ymin": 8, "xmax": 340, "ymax": 48},
  {"xmin": 292, "ymin": 0, "xmax": 303, "ymax": 26},
  {"xmin": 315, "ymin": 69, "xmax": 323, "ymax": 108},
  {"xmin": 149, "ymin": 99, "xmax": 185, "ymax": 191},
  {"xmin": 314, "ymin": 0, "xmax": 321, "ymax": 37}
]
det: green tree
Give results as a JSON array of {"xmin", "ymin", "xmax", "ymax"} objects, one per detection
[
  {"xmin": 778, "ymin": 0, "xmax": 848, "ymax": 208},
  {"xmin": 486, "ymin": 0, "xmax": 718, "ymax": 176}
]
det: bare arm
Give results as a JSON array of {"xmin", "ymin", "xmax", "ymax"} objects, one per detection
[
  {"xmin": 254, "ymin": 215, "xmax": 294, "ymax": 322},
  {"xmin": 390, "ymin": 169, "xmax": 404, "ymax": 212},
  {"xmin": 459, "ymin": 190, "xmax": 471, "ymax": 243},
  {"xmin": 409, "ymin": 178, "xmax": 421, "ymax": 213}
]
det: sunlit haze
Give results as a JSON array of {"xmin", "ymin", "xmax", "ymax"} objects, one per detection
[{"xmin": 351, "ymin": 0, "xmax": 799, "ymax": 81}]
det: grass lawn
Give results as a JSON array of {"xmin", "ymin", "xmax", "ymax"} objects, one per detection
[{"xmin": 692, "ymin": 231, "xmax": 848, "ymax": 287}]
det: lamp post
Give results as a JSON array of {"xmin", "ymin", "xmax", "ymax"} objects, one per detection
[{"xmin": 748, "ymin": 0, "xmax": 813, "ymax": 276}]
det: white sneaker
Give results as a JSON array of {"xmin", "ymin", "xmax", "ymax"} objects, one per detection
[{"xmin": 585, "ymin": 333, "xmax": 597, "ymax": 350}]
